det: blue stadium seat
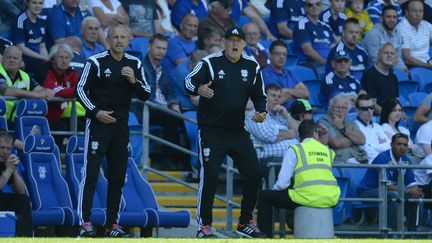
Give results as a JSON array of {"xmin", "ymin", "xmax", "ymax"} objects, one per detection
[
  {"xmin": 22, "ymin": 135, "xmax": 78, "ymax": 226},
  {"xmin": 128, "ymin": 112, "xmax": 143, "ymax": 165},
  {"xmin": 259, "ymin": 40, "xmax": 272, "ymax": 50},
  {"xmin": 0, "ymin": 97, "xmax": 8, "ymax": 130},
  {"xmin": 183, "ymin": 111, "xmax": 198, "ymax": 170},
  {"xmin": 393, "ymin": 68, "xmax": 410, "ymax": 82},
  {"xmin": 408, "ymin": 92, "xmax": 428, "ymax": 107},
  {"xmin": 410, "ymin": 67, "xmax": 432, "ymax": 91},
  {"xmin": 123, "ymin": 157, "xmax": 190, "ymax": 228},
  {"xmin": 14, "ymin": 99, "xmax": 50, "ymax": 141},
  {"xmin": 398, "ymin": 80, "xmax": 419, "ymax": 101},
  {"xmin": 302, "ymin": 79, "xmax": 322, "ymax": 108},
  {"xmin": 126, "ymin": 37, "xmax": 149, "ymax": 60},
  {"xmin": 284, "ymin": 54, "xmax": 299, "ymax": 67},
  {"xmin": 286, "ymin": 65, "xmax": 317, "ymax": 81},
  {"xmin": 65, "ymin": 136, "xmax": 107, "ymax": 226},
  {"xmin": 236, "ymin": 15, "xmax": 251, "ymax": 28}
]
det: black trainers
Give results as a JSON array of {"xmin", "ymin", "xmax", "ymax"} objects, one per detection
[
  {"xmin": 79, "ymin": 222, "xmax": 96, "ymax": 237},
  {"xmin": 196, "ymin": 225, "xmax": 217, "ymax": 238},
  {"xmin": 236, "ymin": 220, "xmax": 266, "ymax": 238},
  {"xmin": 105, "ymin": 224, "xmax": 130, "ymax": 238}
]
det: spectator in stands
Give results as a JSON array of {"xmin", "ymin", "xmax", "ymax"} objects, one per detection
[
  {"xmin": 197, "ymin": 25, "xmax": 225, "ymax": 51},
  {"xmin": 122, "ymin": 0, "xmax": 164, "ymax": 37},
  {"xmin": 257, "ymin": 120, "xmax": 339, "ymax": 238},
  {"xmin": 87, "ymin": 0, "xmax": 129, "ymax": 33},
  {"xmin": 243, "ymin": 22, "xmax": 270, "ymax": 70},
  {"xmin": 358, "ymin": 133, "xmax": 422, "ymax": 235},
  {"xmin": 161, "ymin": 14, "xmax": 198, "ymax": 79},
  {"xmin": 171, "ymin": 50, "xmax": 208, "ymax": 111},
  {"xmin": 262, "ymin": 40, "xmax": 310, "ymax": 108},
  {"xmin": 12, "ymin": 0, "xmax": 50, "ymax": 74},
  {"xmin": 265, "ymin": 0, "xmax": 305, "ymax": 39},
  {"xmin": 414, "ymin": 93, "xmax": 432, "ymax": 124},
  {"xmin": 289, "ymin": 99, "xmax": 313, "ymax": 122},
  {"xmin": 345, "ymin": 0, "xmax": 373, "ymax": 41},
  {"xmin": 401, "ymin": 0, "xmax": 432, "ymax": 24},
  {"xmin": 64, "ymin": 36, "xmax": 86, "ymax": 74},
  {"xmin": 245, "ymin": 84, "xmax": 299, "ymax": 160},
  {"xmin": 363, "ymin": 5, "xmax": 407, "ymax": 71},
  {"xmin": 321, "ymin": 50, "xmax": 363, "ymax": 106},
  {"xmin": 320, "ymin": 0, "xmax": 347, "ymax": 42},
  {"xmin": 366, "ymin": 0, "xmax": 403, "ymax": 24},
  {"xmin": 80, "ymin": 16, "xmax": 105, "ymax": 59},
  {"xmin": 170, "ymin": 0, "xmax": 208, "ymax": 30},
  {"xmin": 0, "ymin": 131, "xmax": 32, "ymax": 237},
  {"xmin": 397, "ymin": 0, "xmax": 432, "ymax": 69},
  {"xmin": 416, "ymin": 120, "xmax": 432, "ymax": 156},
  {"xmin": 355, "ymin": 94, "xmax": 391, "ymax": 163},
  {"xmin": 293, "ymin": 0, "xmax": 336, "ymax": 68},
  {"xmin": 0, "ymin": 46, "xmax": 54, "ymax": 121},
  {"xmin": 361, "ymin": 43, "xmax": 398, "ymax": 114},
  {"xmin": 198, "ymin": 0, "xmax": 236, "ymax": 48},
  {"xmin": 319, "ymin": 94, "xmax": 367, "ymax": 163},
  {"xmin": 326, "ymin": 18, "xmax": 369, "ymax": 80},
  {"xmin": 0, "ymin": 0, "xmax": 23, "ymax": 37},
  {"xmin": 0, "ymin": 37, "xmax": 13, "ymax": 63},
  {"xmin": 414, "ymin": 154, "xmax": 432, "ymax": 210}
]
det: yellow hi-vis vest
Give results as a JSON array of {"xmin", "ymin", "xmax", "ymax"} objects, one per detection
[
  {"xmin": 61, "ymin": 101, "xmax": 86, "ymax": 118},
  {"xmin": 0, "ymin": 64, "xmax": 30, "ymax": 119},
  {"xmin": 288, "ymin": 139, "xmax": 340, "ymax": 208}
]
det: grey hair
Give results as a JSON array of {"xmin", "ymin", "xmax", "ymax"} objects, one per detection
[
  {"xmin": 81, "ymin": 16, "xmax": 100, "ymax": 30},
  {"xmin": 49, "ymin": 43, "xmax": 74, "ymax": 60},
  {"xmin": 328, "ymin": 94, "xmax": 351, "ymax": 112}
]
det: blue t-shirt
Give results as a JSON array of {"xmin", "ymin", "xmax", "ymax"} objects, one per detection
[
  {"xmin": 320, "ymin": 71, "xmax": 362, "ymax": 103},
  {"xmin": 81, "ymin": 41, "xmax": 105, "ymax": 59},
  {"xmin": 358, "ymin": 150, "xmax": 415, "ymax": 192},
  {"xmin": 319, "ymin": 9, "xmax": 346, "ymax": 37},
  {"xmin": 47, "ymin": 4, "xmax": 89, "ymax": 43},
  {"xmin": 366, "ymin": 0, "xmax": 403, "ymax": 24},
  {"xmin": 266, "ymin": 0, "xmax": 305, "ymax": 38},
  {"xmin": 262, "ymin": 64, "xmax": 301, "ymax": 107},
  {"xmin": 326, "ymin": 41, "xmax": 369, "ymax": 80},
  {"xmin": 230, "ymin": 0, "xmax": 249, "ymax": 23},
  {"xmin": 171, "ymin": 61, "xmax": 196, "ymax": 111},
  {"xmin": 293, "ymin": 17, "xmax": 335, "ymax": 63},
  {"xmin": 170, "ymin": 0, "xmax": 208, "ymax": 30},
  {"xmin": 12, "ymin": 12, "xmax": 47, "ymax": 53},
  {"xmin": 161, "ymin": 36, "xmax": 196, "ymax": 77}
]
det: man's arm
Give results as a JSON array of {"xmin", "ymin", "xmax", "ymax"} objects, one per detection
[
  {"xmin": 75, "ymin": 60, "xmax": 100, "ymax": 118},
  {"xmin": 242, "ymin": 5, "xmax": 276, "ymax": 40},
  {"xmin": 0, "ymin": 167, "xmax": 13, "ymax": 191},
  {"xmin": 184, "ymin": 60, "xmax": 211, "ymax": 96},
  {"xmin": 276, "ymin": 22, "xmax": 293, "ymax": 39},
  {"xmin": 414, "ymin": 103, "xmax": 431, "ymax": 124},
  {"xmin": 280, "ymin": 82, "xmax": 310, "ymax": 103},
  {"xmin": 250, "ymin": 69, "xmax": 267, "ymax": 113},
  {"xmin": 402, "ymin": 48, "xmax": 432, "ymax": 68},
  {"xmin": 301, "ymin": 43, "xmax": 326, "ymax": 64},
  {"xmin": 273, "ymin": 148, "xmax": 297, "ymax": 190},
  {"xmin": 130, "ymin": 62, "xmax": 151, "ymax": 101}
]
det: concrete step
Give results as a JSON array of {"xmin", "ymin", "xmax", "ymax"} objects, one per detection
[
  {"xmin": 151, "ymin": 182, "xmax": 198, "ymax": 193},
  {"xmin": 174, "ymin": 207, "xmax": 241, "ymax": 218},
  {"xmin": 157, "ymin": 196, "xmax": 242, "ymax": 207},
  {"xmin": 147, "ymin": 171, "xmax": 184, "ymax": 181}
]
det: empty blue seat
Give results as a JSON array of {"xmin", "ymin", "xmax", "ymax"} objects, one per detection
[
  {"xmin": 236, "ymin": 15, "xmax": 251, "ymax": 28},
  {"xmin": 125, "ymin": 37, "xmax": 149, "ymax": 60},
  {"xmin": 408, "ymin": 92, "xmax": 428, "ymax": 107},
  {"xmin": 398, "ymin": 80, "xmax": 419, "ymax": 100},
  {"xmin": 410, "ymin": 67, "xmax": 432, "ymax": 91},
  {"xmin": 393, "ymin": 68, "xmax": 410, "ymax": 82},
  {"xmin": 286, "ymin": 65, "xmax": 317, "ymax": 81},
  {"xmin": 302, "ymin": 79, "xmax": 322, "ymax": 108},
  {"xmin": 22, "ymin": 135, "xmax": 78, "ymax": 226}
]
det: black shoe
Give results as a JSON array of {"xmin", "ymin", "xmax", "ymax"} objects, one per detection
[
  {"xmin": 196, "ymin": 225, "xmax": 217, "ymax": 238},
  {"xmin": 236, "ymin": 220, "xmax": 266, "ymax": 238},
  {"xmin": 79, "ymin": 222, "xmax": 96, "ymax": 237},
  {"xmin": 105, "ymin": 224, "xmax": 130, "ymax": 238}
]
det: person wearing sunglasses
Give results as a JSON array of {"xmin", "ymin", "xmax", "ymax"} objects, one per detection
[{"xmin": 355, "ymin": 94, "xmax": 391, "ymax": 163}]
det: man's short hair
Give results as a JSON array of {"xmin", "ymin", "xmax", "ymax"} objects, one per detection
[
  {"xmin": 49, "ymin": 43, "xmax": 74, "ymax": 60},
  {"xmin": 343, "ymin": 18, "xmax": 360, "ymax": 29},
  {"xmin": 265, "ymin": 83, "xmax": 281, "ymax": 93},
  {"xmin": 391, "ymin": 133, "xmax": 409, "ymax": 143},
  {"xmin": 382, "ymin": 5, "xmax": 398, "ymax": 15},
  {"xmin": 0, "ymin": 130, "xmax": 13, "ymax": 144},
  {"xmin": 107, "ymin": 24, "xmax": 132, "ymax": 39},
  {"xmin": 298, "ymin": 120, "xmax": 319, "ymax": 141},
  {"xmin": 329, "ymin": 94, "xmax": 351, "ymax": 111},
  {"xmin": 269, "ymin": 40, "xmax": 287, "ymax": 53},
  {"xmin": 149, "ymin": 33, "xmax": 168, "ymax": 45},
  {"xmin": 81, "ymin": 16, "xmax": 100, "ymax": 30},
  {"xmin": 355, "ymin": 93, "xmax": 372, "ymax": 108}
]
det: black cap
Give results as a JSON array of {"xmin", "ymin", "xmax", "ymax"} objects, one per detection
[
  {"xmin": 334, "ymin": 50, "xmax": 351, "ymax": 62},
  {"xmin": 209, "ymin": 0, "xmax": 234, "ymax": 6},
  {"xmin": 290, "ymin": 99, "xmax": 312, "ymax": 115},
  {"xmin": 225, "ymin": 27, "xmax": 245, "ymax": 41}
]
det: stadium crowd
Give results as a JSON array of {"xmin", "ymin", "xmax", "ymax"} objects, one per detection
[{"xmin": 1, "ymin": 0, "xmax": 432, "ymax": 239}]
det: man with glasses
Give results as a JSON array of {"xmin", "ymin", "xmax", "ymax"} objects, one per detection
[
  {"xmin": 320, "ymin": 50, "xmax": 363, "ymax": 106},
  {"xmin": 318, "ymin": 94, "xmax": 366, "ymax": 163},
  {"xmin": 243, "ymin": 22, "xmax": 270, "ymax": 70},
  {"xmin": 80, "ymin": 17, "xmax": 105, "ymax": 59},
  {"xmin": 325, "ymin": 18, "xmax": 369, "ymax": 81},
  {"xmin": 293, "ymin": 0, "xmax": 336, "ymax": 68},
  {"xmin": 355, "ymin": 94, "xmax": 391, "ymax": 163},
  {"xmin": 262, "ymin": 40, "xmax": 310, "ymax": 108},
  {"xmin": 358, "ymin": 133, "xmax": 422, "ymax": 237}
]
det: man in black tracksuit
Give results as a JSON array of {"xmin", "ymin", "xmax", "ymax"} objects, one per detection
[
  {"xmin": 75, "ymin": 25, "xmax": 151, "ymax": 238},
  {"xmin": 185, "ymin": 27, "xmax": 267, "ymax": 238}
]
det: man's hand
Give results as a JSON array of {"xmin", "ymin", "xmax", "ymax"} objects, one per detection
[
  {"xmin": 331, "ymin": 115, "xmax": 344, "ymax": 130},
  {"xmin": 171, "ymin": 104, "xmax": 181, "ymax": 113},
  {"xmin": 252, "ymin": 112, "xmax": 266, "ymax": 123},
  {"xmin": 272, "ymin": 104, "xmax": 289, "ymax": 117},
  {"xmin": 121, "ymin": 66, "xmax": 136, "ymax": 84},
  {"xmin": 317, "ymin": 123, "xmax": 328, "ymax": 136},
  {"xmin": 5, "ymin": 154, "xmax": 19, "ymax": 171},
  {"xmin": 197, "ymin": 81, "xmax": 214, "ymax": 99},
  {"xmin": 96, "ymin": 110, "xmax": 117, "ymax": 124},
  {"xmin": 36, "ymin": 89, "xmax": 55, "ymax": 101},
  {"xmin": 407, "ymin": 186, "xmax": 424, "ymax": 198}
]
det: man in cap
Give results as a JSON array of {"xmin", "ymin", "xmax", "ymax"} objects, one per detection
[
  {"xmin": 185, "ymin": 27, "xmax": 267, "ymax": 238},
  {"xmin": 289, "ymin": 99, "xmax": 313, "ymax": 122},
  {"xmin": 320, "ymin": 50, "xmax": 363, "ymax": 106}
]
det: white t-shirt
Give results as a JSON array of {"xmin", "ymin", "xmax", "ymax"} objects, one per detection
[
  {"xmin": 381, "ymin": 123, "xmax": 411, "ymax": 139},
  {"xmin": 355, "ymin": 119, "xmax": 391, "ymax": 163},
  {"xmin": 397, "ymin": 17, "xmax": 432, "ymax": 63},
  {"xmin": 414, "ymin": 154, "xmax": 432, "ymax": 185},
  {"xmin": 416, "ymin": 120, "xmax": 432, "ymax": 154},
  {"xmin": 88, "ymin": 0, "xmax": 121, "ymax": 15}
]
